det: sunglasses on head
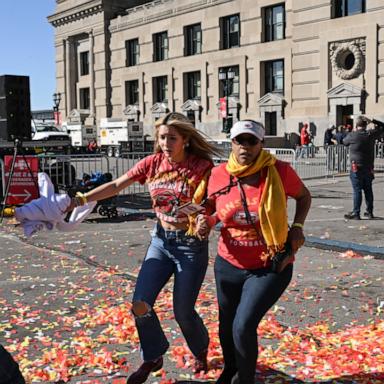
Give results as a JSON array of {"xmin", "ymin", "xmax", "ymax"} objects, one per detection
[
  {"xmin": 162, "ymin": 112, "xmax": 191, "ymax": 125},
  {"xmin": 232, "ymin": 135, "xmax": 260, "ymax": 146}
]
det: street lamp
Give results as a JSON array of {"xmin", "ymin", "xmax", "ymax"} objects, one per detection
[
  {"xmin": 52, "ymin": 92, "xmax": 61, "ymax": 126},
  {"xmin": 219, "ymin": 67, "xmax": 235, "ymax": 133}
]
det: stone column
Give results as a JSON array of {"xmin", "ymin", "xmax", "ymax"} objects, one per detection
[
  {"xmin": 353, "ymin": 100, "xmax": 361, "ymax": 116},
  {"xmin": 65, "ymin": 38, "xmax": 72, "ymax": 115},
  {"xmin": 89, "ymin": 30, "xmax": 95, "ymax": 120}
]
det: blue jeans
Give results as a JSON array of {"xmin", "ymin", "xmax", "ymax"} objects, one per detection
[
  {"xmin": 214, "ymin": 256, "xmax": 293, "ymax": 383},
  {"xmin": 132, "ymin": 223, "xmax": 209, "ymax": 361},
  {"xmin": 350, "ymin": 169, "xmax": 374, "ymax": 215}
]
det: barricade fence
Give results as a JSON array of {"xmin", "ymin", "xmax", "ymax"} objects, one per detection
[
  {"xmin": 1, "ymin": 144, "xmax": 383, "ymax": 203},
  {"xmin": 0, "ymin": 159, "xmax": 4, "ymax": 200}
]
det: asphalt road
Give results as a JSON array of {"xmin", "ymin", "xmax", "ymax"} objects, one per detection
[{"xmin": 0, "ymin": 174, "xmax": 383, "ymax": 383}]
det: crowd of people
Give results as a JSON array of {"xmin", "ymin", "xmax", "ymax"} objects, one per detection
[{"xmin": 5, "ymin": 111, "xmax": 384, "ymax": 383}]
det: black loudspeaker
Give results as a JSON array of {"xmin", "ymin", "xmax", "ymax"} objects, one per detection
[{"xmin": 0, "ymin": 75, "xmax": 31, "ymax": 141}]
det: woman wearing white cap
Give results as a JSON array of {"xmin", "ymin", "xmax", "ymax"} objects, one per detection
[{"xmin": 195, "ymin": 120, "xmax": 311, "ymax": 383}]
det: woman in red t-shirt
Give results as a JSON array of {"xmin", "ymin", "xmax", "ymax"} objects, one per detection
[
  {"xmin": 67, "ymin": 112, "xmax": 221, "ymax": 384},
  {"xmin": 196, "ymin": 120, "xmax": 311, "ymax": 384}
]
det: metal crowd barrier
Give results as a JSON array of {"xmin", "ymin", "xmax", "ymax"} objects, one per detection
[
  {"xmin": 2, "ymin": 144, "xmax": 384, "ymax": 203},
  {"xmin": 292, "ymin": 145, "xmax": 349, "ymax": 179},
  {"xmin": 108, "ymin": 152, "xmax": 150, "ymax": 197},
  {"xmin": 212, "ymin": 143, "xmax": 382, "ymax": 180},
  {"xmin": 0, "ymin": 159, "xmax": 4, "ymax": 199},
  {"xmin": 37, "ymin": 154, "xmax": 109, "ymax": 192}
]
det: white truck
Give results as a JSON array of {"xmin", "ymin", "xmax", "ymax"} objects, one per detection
[
  {"xmin": 31, "ymin": 120, "xmax": 70, "ymax": 142},
  {"xmin": 61, "ymin": 122, "xmax": 97, "ymax": 152},
  {"xmin": 99, "ymin": 118, "xmax": 147, "ymax": 157}
]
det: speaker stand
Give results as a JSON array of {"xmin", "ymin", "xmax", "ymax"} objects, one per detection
[{"xmin": 0, "ymin": 139, "xmax": 39, "ymax": 223}]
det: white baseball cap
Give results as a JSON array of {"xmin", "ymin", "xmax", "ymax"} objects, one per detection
[{"xmin": 230, "ymin": 120, "xmax": 265, "ymax": 141}]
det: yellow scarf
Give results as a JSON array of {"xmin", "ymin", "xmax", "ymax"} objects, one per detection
[
  {"xmin": 186, "ymin": 169, "xmax": 211, "ymax": 236},
  {"xmin": 226, "ymin": 150, "xmax": 288, "ymax": 258}
]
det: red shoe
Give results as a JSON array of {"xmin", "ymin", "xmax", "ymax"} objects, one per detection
[
  {"xmin": 193, "ymin": 349, "xmax": 208, "ymax": 373},
  {"xmin": 127, "ymin": 357, "xmax": 163, "ymax": 384}
]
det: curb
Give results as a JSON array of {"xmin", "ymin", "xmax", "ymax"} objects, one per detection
[{"xmin": 305, "ymin": 236, "xmax": 384, "ymax": 259}]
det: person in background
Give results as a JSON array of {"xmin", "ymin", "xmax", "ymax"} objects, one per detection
[
  {"xmin": 324, "ymin": 124, "xmax": 336, "ymax": 146},
  {"xmin": 87, "ymin": 139, "xmax": 98, "ymax": 153},
  {"xmin": 343, "ymin": 116, "xmax": 383, "ymax": 220},
  {"xmin": 324, "ymin": 124, "xmax": 337, "ymax": 170},
  {"xmin": 66, "ymin": 112, "xmax": 221, "ymax": 384},
  {"xmin": 299, "ymin": 122, "xmax": 311, "ymax": 158},
  {"xmin": 335, "ymin": 125, "xmax": 346, "ymax": 145},
  {"xmin": 195, "ymin": 120, "xmax": 311, "ymax": 384}
]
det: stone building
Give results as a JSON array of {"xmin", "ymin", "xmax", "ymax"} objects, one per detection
[{"xmin": 48, "ymin": 0, "xmax": 384, "ymax": 145}]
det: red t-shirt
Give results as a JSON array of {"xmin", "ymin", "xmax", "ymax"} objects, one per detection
[
  {"xmin": 127, "ymin": 153, "xmax": 213, "ymax": 223},
  {"xmin": 207, "ymin": 161, "xmax": 304, "ymax": 269},
  {"xmin": 300, "ymin": 127, "xmax": 310, "ymax": 145}
]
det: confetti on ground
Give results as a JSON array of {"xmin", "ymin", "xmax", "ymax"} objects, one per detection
[{"xmin": 1, "ymin": 225, "xmax": 383, "ymax": 383}]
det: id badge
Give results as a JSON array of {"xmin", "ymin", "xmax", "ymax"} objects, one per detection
[{"xmin": 176, "ymin": 202, "xmax": 205, "ymax": 216}]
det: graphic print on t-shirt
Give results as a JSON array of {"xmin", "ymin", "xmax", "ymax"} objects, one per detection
[
  {"xmin": 149, "ymin": 170, "xmax": 189, "ymax": 220},
  {"xmin": 126, "ymin": 153, "xmax": 213, "ymax": 224},
  {"xmin": 233, "ymin": 210, "xmax": 259, "ymax": 225}
]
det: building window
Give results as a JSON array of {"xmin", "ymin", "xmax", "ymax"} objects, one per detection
[
  {"xmin": 184, "ymin": 23, "xmax": 202, "ymax": 56},
  {"xmin": 185, "ymin": 71, "xmax": 201, "ymax": 100},
  {"xmin": 219, "ymin": 66, "xmax": 239, "ymax": 97},
  {"xmin": 220, "ymin": 14, "xmax": 240, "ymax": 50},
  {"xmin": 80, "ymin": 51, "xmax": 89, "ymax": 76},
  {"xmin": 153, "ymin": 76, "xmax": 168, "ymax": 103},
  {"xmin": 79, "ymin": 87, "xmax": 90, "ymax": 109},
  {"xmin": 125, "ymin": 38, "xmax": 139, "ymax": 67},
  {"xmin": 264, "ymin": 4, "xmax": 285, "ymax": 42},
  {"xmin": 264, "ymin": 60, "xmax": 284, "ymax": 94},
  {"xmin": 153, "ymin": 32, "xmax": 168, "ymax": 62},
  {"xmin": 333, "ymin": 0, "xmax": 365, "ymax": 18},
  {"xmin": 125, "ymin": 80, "xmax": 139, "ymax": 106}
]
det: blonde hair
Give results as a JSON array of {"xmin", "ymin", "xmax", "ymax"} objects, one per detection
[{"xmin": 154, "ymin": 112, "xmax": 222, "ymax": 161}]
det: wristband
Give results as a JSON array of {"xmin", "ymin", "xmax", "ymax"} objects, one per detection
[
  {"xmin": 75, "ymin": 192, "xmax": 88, "ymax": 205},
  {"xmin": 291, "ymin": 222, "xmax": 304, "ymax": 229}
]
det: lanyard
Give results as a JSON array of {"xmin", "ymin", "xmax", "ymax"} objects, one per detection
[{"xmin": 236, "ymin": 179, "xmax": 256, "ymax": 226}]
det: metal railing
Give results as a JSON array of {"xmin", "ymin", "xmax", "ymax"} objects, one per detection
[
  {"xmin": 2, "ymin": 144, "xmax": 383, "ymax": 203},
  {"xmin": 0, "ymin": 159, "xmax": 4, "ymax": 199},
  {"xmin": 213, "ymin": 144, "xmax": 383, "ymax": 179}
]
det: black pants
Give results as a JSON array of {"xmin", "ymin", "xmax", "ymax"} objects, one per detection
[
  {"xmin": 0, "ymin": 345, "xmax": 25, "ymax": 384},
  {"xmin": 214, "ymin": 256, "xmax": 293, "ymax": 383}
]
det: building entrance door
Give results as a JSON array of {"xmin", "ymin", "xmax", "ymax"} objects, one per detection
[
  {"xmin": 265, "ymin": 111, "xmax": 277, "ymax": 135},
  {"xmin": 336, "ymin": 105, "xmax": 354, "ymax": 127},
  {"xmin": 186, "ymin": 110, "xmax": 195, "ymax": 126}
]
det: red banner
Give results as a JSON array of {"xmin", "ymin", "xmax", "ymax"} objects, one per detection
[
  {"xmin": 4, "ymin": 156, "xmax": 39, "ymax": 205},
  {"xmin": 219, "ymin": 97, "xmax": 227, "ymax": 118},
  {"xmin": 54, "ymin": 111, "xmax": 62, "ymax": 126}
]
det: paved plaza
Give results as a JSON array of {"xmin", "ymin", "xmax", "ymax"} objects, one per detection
[{"xmin": 0, "ymin": 174, "xmax": 383, "ymax": 383}]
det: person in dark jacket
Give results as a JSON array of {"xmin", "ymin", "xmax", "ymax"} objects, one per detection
[
  {"xmin": 343, "ymin": 116, "xmax": 383, "ymax": 220},
  {"xmin": 324, "ymin": 124, "xmax": 336, "ymax": 146},
  {"xmin": 0, "ymin": 345, "xmax": 25, "ymax": 384}
]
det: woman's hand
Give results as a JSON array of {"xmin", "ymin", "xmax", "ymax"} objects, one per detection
[
  {"xmin": 195, "ymin": 214, "xmax": 211, "ymax": 241},
  {"xmin": 287, "ymin": 226, "xmax": 305, "ymax": 255}
]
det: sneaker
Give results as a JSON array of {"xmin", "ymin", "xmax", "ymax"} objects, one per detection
[
  {"xmin": 127, "ymin": 357, "xmax": 163, "ymax": 384},
  {"xmin": 344, "ymin": 212, "xmax": 361, "ymax": 220},
  {"xmin": 193, "ymin": 349, "xmax": 208, "ymax": 373},
  {"xmin": 363, "ymin": 211, "xmax": 374, "ymax": 219}
]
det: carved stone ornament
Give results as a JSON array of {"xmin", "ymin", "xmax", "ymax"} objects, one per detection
[{"xmin": 330, "ymin": 39, "xmax": 365, "ymax": 80}]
